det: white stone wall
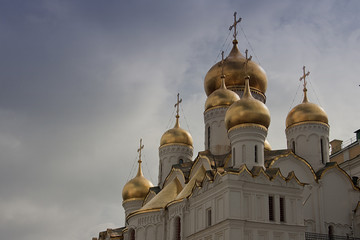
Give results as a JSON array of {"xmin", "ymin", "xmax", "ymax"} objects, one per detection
[
  {"xmin": 320, "ymin": 168, "xmax": 355, "ymax": 236},
  {"xmin": 204, "ymin": 107, "xmax": 231, "ymax": 155},
  {"xmin": 286, "ymin": 122, "xmax": 329, "ymax": 172},
  {"xmin": 184, "ymin": 172, "xmax": 304, "ymax": 240},
  {"xmin": 158, "ymin": 144, "xmax": 193, "ymax": 187},
  {"xmin": 272, "ymin": 153, "xmax": 360, "ymax": 236},
  {"xmin": 127, "ymin": 210, "xmax": 164, "ymax": 240},
  {"xmin": 122, "ymin": 199, "xmax": 143, "ymax": 219},
  {"xmin": 228, "ymin": 124, "xmax": 267, "ymax": 169}
]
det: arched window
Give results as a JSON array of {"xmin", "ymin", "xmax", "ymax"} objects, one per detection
[
  {"xmin": 130, "ymin": 228, "xmax": 135, "ymax": 240},
  {"xmin": 320, "ymin": 139, "xmax": 325, "ymax": 164},
  {"xmin": 206, "ymin": 208, "xmax": 212, "ymax": 227},
  {"xmin": 254, "ymin": 145, "xmax": 258, "ymax": 163},
  {"xmin": 179, "ymin": 159, "xmax": 183, "ymax": 164},
  {"xmin": 268, "ymin": 196, "xmax": 274, "ymax": 221},
  {"xmin": 207, "ymin": 126, "xmax": 211, "ymax": 149},
  {"xmin": 328, "ymin": 225, "xmax": 334, "ymax": 240},
  {"xmin": 292, "ymin": 141, "xmax": 296, "ymax": 154},
  {"xmin": 232, "ymin": 147, "xmax": 235, "ymax": 165},
  {"xmin": 280, "ymin": 197, "xmax": 285, "ymax": 222},
  {"xmin": 174, "ymin": 216, "xmax": 181, "ymax": 240},
  {"xmin": 242, "ymin": 145, "xmax": 246, "ymax": 163}
]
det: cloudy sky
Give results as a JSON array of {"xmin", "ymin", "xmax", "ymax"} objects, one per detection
[{"xmin": 1, "ymin": 0, "xmax": 359, "ymax": 239}]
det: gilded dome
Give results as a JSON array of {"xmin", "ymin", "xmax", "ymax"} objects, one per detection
[
  {"xmin": 160, "ymin": 118, "xmax": 193, "ymax": 147},
  {"xmin": 286, "ymin": 89, "xmax": 328, "ymax": 129},
  {"xmin": 204, "ymin": 41, "xmax": 267, "ymax": 96},
  {"xmin": 122, "ymin": 161, "xmax": 153, "ymax": 201},
  {"xmin": 225, "ymin": 77, "xmax": 271, "ymax": 130},
  {"xmin": 205, "ymin": 76, "xmax": 240, "ymax": 111}
]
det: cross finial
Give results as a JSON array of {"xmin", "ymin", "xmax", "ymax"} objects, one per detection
[
  {"xmin": 299, "ymin": 66, "xmax": 310, "ymax": 102},
  {"xmin": 220, "ymin": 51, "xmax": 227, "ymax": 89},
  {"xmin": 299, "ymin": 66, "xmax": 310, "ymax": 90},
  {"xmin": 174, "ymin": 93, "xmax": 182, "ymax": 119},
  {"xmin": 221, "ymin": 51, "xmax": 225, "ymax": 76},
  {"xmin": 244, "ymin": 49, "xmax": 252, "ymax": 75},
  {"xmin": 137, "ymin": 138, "xmax": 144, "ymax": 164},
  {"xmin": 229, "ymin": 12, "xmax": 242, "ymax": 42}
]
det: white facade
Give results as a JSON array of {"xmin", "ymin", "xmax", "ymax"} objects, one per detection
[
  {"xmin": 286, "ymin": 122, "xmax": 330, "ymax": 172},
  {"xmin": 158, "ymin": 144, "xmax": 193, "ymax": 188},
  {"xmin": 228, "ymin": 124, "xmax": 267, "ymax": 169},
  {"xmin": 204, "ymin": 107, "xmax": 231, "ymax": 155}
]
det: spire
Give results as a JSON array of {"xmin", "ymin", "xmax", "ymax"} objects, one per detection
[
  {"xmin": 299, "ymin": 66, "xmax": 310, "ymax": 103},
  {"xmin": 243, "ymin": 77, "xmax": 252, "ymax": 99},
  {"xmin": 244, "ymin": 49, "xmax": 252, "ymax": 77},
  {"xmin": 243, "ymin": 49, "xmax": 253, "ymax": 99},
  {"xmin": 136, "ymin": 138, "xmax": 144, "ymax": 177},
  {"xmin": 229, "ymin": 12, "xmax": 242, "ymax": 44},
  {"xmin": 220, "ymin": 51, "xmax": 225, "ymax": 78},
  {"xmin": 174, "ymin": 93, "xmax": 182, "ymax": 128},
  {"xmin": 220, "ymin": 51, "xmax": 227, "ymax": 89}
]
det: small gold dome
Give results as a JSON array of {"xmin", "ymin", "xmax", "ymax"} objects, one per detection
[
  {"xmin": 286, "ymin": 89, "xmax": 328, "ymax": 129},
  {"xmin": 204, "ymin": 42, "xmax": 267, "ymax": 96},
  {"xmin": 205, "ymin": 76, "xmax": 240, "ymax": 111},
  {"xmin": 122, "ymin": 162, "xmax": 153, "ymax": 201},
  {"xmin": 225, "ymin": 77, "xmax": 271, "ymax": 130},
  {"xmin": 160, "ymin": 118, "xmax": 193, "ymax": 147}
]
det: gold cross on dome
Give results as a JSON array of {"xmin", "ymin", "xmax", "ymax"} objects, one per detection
[
  {"xmin": 221, "ymin": 51, "xmax": 225, "ymax": 76},
  {"xmin": 244, "ymin": 49, "xmax": 252, "ymax": 74},
  {"xmin": 137, "ymin": 138, "xmax": 144, "ymax": 163},
  {"xmin": 174, "ymin": 93, "xmax": 182, "ymax": 119},
  {"xmin": 299, "ymin": 66, "xmax": 310, "ymax": 90},
  {"xmin": 229, "ymin": 12, "xmax": 242, "ymax": 41}
]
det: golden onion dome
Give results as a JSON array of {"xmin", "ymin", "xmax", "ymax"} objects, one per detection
[
  {"xmin": 286, "ymin": 88, "xmax": 328, "ymax": 129},
  {"xmin": 225, "ymin": 77, "xmax": 271, "ymax": 130},
  {"xmin": 264, "ymin": 139, "xmax": 272, "ymax": 151},
  {"xmin": 160, "ymin": 118, "xmax": 193, "ymax": 147},
  {"xmin": 205, "ymin": 75, "xmax": 240, "ymax": 111},
  {"xmin": 204, "ymin": 41, "xmax": 267, "ymax": 96},
  {"xmin": 122, "ymin": 161, "xmax": 153, "ymax": 201}
]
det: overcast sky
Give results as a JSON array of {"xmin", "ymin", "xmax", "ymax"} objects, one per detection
[{"xmin": 1, "ymin": 1, "xmax": 360, "ymax": 240}]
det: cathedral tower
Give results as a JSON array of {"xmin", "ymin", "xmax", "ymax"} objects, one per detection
[
  {"xmin": 204, "ymin": 52, "xmax": 240, "ymax": 155},
  {"xmin": 204, "ymin": 14, "xmax": 268, "ymax": 103},
  {"xmin": 286, "ymin": 66, "xmax": 329, "ymax": 171},
  {"xmin": 158, "ymin": 94, "xmax": 193, "ymax": 188},
  {"xmin": 225, "ymin": 75, "xmax": 270, "ymax": 169},
  {"xmin": 122, "ymin": 139, "xmax": 153, "ymax": 218}
]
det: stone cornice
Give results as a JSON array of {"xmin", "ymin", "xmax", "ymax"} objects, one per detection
[
  {"xmin": 204, "ymin": 107, "xmax": 227, "ymax": 122},
  {"xmin": 286, "ymin": 121, "xmax": 329, "ymax": 134},
  {"xmin": 228, "ymin": 123, "xmax": 268, "ymax": 133},
  {"xmin": 159, "ymin": 144, "xmax": 193, "ymax": 157}
]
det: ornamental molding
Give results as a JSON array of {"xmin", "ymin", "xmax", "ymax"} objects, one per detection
[
  {"xmin": 168, "ymin": 202, "xmax": 185, "ymax": 218},
  {"xmin": 204, "ymin": 107, "xmax": 227, "ymax": 122},
  {"xmin": 136, "ymin": 211, "xmax": 164, "ymax": 226},
  {"xmin": 159, "ymin": 145, "xmax": 193, "ymax": 157},
  {"xmin": 286, "ymin": 122, "xmax": 329, "ymax": 135},
  {"xmin": 228, "ymin": 123, "xmax": 268, "ymax": 134}
]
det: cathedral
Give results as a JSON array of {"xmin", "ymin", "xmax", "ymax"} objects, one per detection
[{"xmin": 93, "ymin": 13, "xmax": 360, "ymax": 240}]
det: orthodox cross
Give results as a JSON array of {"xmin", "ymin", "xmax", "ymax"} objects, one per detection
[
  {"xmin": 137, "ymin": 138, "xmax": 144, "ymax": 163},
  {"xmin": 174, "ymin": 93, "xmax": 182, "ymax": 119},
  {"xmin": 299, "ymin": 66, "xmax": 310, "ymax": 90},
  {"xmin": 244, "ymin": 49, "xmax": 252, "ymax": 75},
  {"xmin": 221, "ymin": 51, "xmax": 225, "ymax": 76},
  {"xmin": 229, "ymin": 12, "xmax": 242, "ymax": 41}
]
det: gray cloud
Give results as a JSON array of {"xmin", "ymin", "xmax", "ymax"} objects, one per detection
[{"xmin": 0, "ymin": 0, "xmax": 359, "ymax": 239}]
